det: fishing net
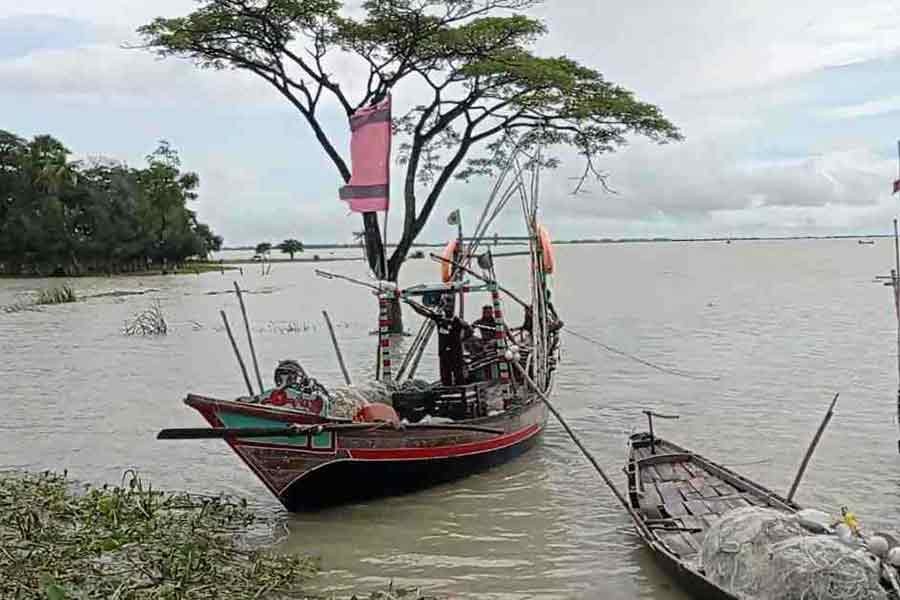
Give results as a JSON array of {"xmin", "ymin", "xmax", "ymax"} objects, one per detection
[
  {"xmin": 760, "ymin": 536, "xmax": 886, "ymax": 600},
  {"xmin": 329, "ymin": 379, "xmax": 432, "ymax": 419},
  {"xmin": 701, "ymin": 507, "xmax": 809, "ymax": 597},
  {"xmin": 701, "ymin": 507, "xmax": 889, "ymax": 600}
]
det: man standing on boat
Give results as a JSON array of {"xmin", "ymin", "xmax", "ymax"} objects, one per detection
[
  {"xmin": 409, "ymin": 295, "xmax": 472, "ymax": 386},
  {"xmin": 472, "ymin": 305, "xmax": 497, "ymax": 341}
]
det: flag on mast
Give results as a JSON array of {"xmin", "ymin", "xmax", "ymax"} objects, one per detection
[
  {"xmin": 340, "ymin": 96, "xmax": 391, "ymax": 212},
  {"xmin": 447, "ymin": 209, "xmax": 461, "ymax": 226}
]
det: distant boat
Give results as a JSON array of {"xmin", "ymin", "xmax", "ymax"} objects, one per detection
[
  {"xmin": 859, "ymin": 239, "xmax": 876, "ymax": 245},
  {"xmin": 409, "ymin": 249, "xmax": 425, "ymax": 259}
]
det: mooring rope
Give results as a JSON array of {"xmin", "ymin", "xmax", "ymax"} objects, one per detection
[{"xmin": 565, "ymin": 329, "xmax": 721, "ymax": 381}]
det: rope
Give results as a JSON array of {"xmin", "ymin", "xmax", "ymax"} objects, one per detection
[{"xmin": 565, "ymin": 329, "xmax": 721, "ymax": 381}]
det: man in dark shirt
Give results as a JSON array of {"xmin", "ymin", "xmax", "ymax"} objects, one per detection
[
  {"xmin": 409, "ymin": 295, "xmax": 472, "ymax": 386},
  {"xmin": 472, "ymin": 305, "xmax": 497, "ymax": 340}
]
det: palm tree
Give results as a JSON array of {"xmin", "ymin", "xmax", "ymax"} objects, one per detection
[{"xmin": 278, "ymin": 239, "xmax": 303, "ymax": 260}]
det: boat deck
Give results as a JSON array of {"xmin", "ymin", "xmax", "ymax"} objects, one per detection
[{"xmin": 629, "ymin": 438, "xmax": 780, "ymax": 563}]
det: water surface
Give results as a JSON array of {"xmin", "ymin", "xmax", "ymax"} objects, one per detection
[{"xmin": 2, "ymin": 239, "xmax": 899, "ymax": 599}]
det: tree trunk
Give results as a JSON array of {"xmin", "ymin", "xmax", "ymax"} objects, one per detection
[{"xmin": 385, "ymin": 282, "xmax": 404, "ymax": 334}]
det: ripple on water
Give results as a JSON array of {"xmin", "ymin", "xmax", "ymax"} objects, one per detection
[{"xmin": 4, "ymin": 240, "xmax": 900, "ymax": 598}]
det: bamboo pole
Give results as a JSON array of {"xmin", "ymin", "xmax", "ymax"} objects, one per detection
[
  {"xmin": 787, "ymin": 393, "xmax": 839, "ymax": 502},
  {"xmin": 220, "ymin": 310, "xmax": 254, "ymax": 397},
  {"xmin": 322, "ymin": 310, "xmax": 352, "ymax": 385},
  {"xmin": 510, "ymin": 360, "xmax": 651, "ymax": 537},
  {"xmin": 894, "ymin": 220, "xmax": 900, "ymax": 454},
  {"xmin": 233, "ymin": 282, "xmax": 264, "ymax": 395}
]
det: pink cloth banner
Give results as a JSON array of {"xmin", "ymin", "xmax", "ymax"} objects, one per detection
[{"xmin": 340, "ymin": 96, "xmax": 391, "ymax": 212}]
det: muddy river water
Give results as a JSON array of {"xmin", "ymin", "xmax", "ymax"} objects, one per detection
[{"xmin": 3, "ymin": 239, "xmax": 900, "ymax": 598}]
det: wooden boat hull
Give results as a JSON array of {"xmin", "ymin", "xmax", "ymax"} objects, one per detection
[{"xmin": 186, "ymin": 394, "xmax": 546, "ymax": 510}]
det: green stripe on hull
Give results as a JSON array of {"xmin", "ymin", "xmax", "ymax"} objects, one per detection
[{"xmin": 216, "ymin": 412, "xmax": 333, "ymax": 448}]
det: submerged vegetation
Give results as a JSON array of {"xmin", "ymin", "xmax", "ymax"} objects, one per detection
[
  {"xmin": 0, "ymin": 131, "xmax": 223, "ymax": 276},
  {"xmin": 124, "ymin": 301, "xmax": 169, "ymax": 336},
  {"xmin": 0, "ymin": 470, "xmax": 317, "ymax": 599},
  {"xmin": 34, "ymin": 284, "xmax": 77, "ymax": 305}
]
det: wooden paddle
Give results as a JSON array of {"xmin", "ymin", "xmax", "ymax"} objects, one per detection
[{"xmin": 158, "ymin": 422, "xmax": 505, "ymax": 440}]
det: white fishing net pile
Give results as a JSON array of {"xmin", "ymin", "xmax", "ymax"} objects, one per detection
[
  {"xmin": 701, "ymin": 507, "xmax": 888, "ymax": 600},
  {"xmin": 761, "ymin": 536, "xmax": 886, "ymax": 600},
  {"xmin": 702, "ymin": 507, "xmax": 808, "ymax": 597},
  {"xmin": 328, "ymin": 379, "xmax": 431, "ymax": 419}
]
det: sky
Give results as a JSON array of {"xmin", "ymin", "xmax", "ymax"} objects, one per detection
[{"xmin": 2, "ymin": 1, "xmax": 900, "ymax": 245}]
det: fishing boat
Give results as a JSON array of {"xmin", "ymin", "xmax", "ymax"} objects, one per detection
[
  {"xmin": 624, "ymin": 429, "xmax": 900, "ymax": 599},
  {"xmin": 159, "ymin": 144, "xmax": 562, "ymax": 510}
]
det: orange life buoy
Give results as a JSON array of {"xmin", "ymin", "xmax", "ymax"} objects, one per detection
[
  {"xmin": 440, "ymin": 238, "xmax": 459, "ymax": 282},
  {"xmin": 538, "ymin": 224, "xmax": 555, "ymax": 274}
]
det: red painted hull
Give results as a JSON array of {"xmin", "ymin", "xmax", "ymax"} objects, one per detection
[{"xmin": 185, "ymin": 394, "xmax": 547, "ymax": 510}]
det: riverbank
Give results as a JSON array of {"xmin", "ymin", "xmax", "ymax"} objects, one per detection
[
  {"xmin": 0, "ymin": 470, "xmax": 316, "ymax": 598},
  {"xmin": 0, "ymin": 470, "xmax": 438, "ymax": 599},
  {"xmin": 0, "ymin": 262, "xmax": 236, "ymax": 279}
]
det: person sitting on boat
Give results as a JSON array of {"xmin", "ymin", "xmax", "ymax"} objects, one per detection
[
  {"xmin": 264, "ymin": 359, "xmax": 332, "ymax": 415},
  {"xmin": 408, "ymin": 295, "xmax": 472, "ymax": 386}
]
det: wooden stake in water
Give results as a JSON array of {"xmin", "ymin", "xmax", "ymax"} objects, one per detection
[
  {"xmin": 233, "ymin": 282, "xmax": 264, "ymax": 395},
  {"xmin": 787, "ymin": 393, "xmax": 839, "ymax": 502},
  {"xmin": 220, "ymin": 310, "xmax": 254, "ymax": 397},
  {"xmin": 322, "ymin": 310, "xmax": 352, "ymax": 385}
]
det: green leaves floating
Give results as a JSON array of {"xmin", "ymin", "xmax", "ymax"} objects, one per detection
[{"xmin": 0, "ymin": 470, "xmax": 317, "ymax": 599}]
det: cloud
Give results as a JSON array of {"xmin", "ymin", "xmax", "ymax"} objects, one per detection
[
  {"xmin": 0, "ymin": 14, "xmax": 96, "ymax": 59},
  {"xmin": 3, "ymin": 1, "xmax": 900, "ymax": 244},
  {"xmin": 0, "ymin": 43, "xmax": 289, "ymax": 108},
  {"xmin": 821, "ymin": 95, "xmax": 900, "ymax": 119}
]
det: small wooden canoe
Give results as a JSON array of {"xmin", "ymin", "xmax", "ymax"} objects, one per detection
[
  {"xmin": 625, "ymin": 433, "xmax": 900, "ymax": 599},
  {"xmin": 625, "ymin": 432, "xmax": 801, "ymax": 600}
]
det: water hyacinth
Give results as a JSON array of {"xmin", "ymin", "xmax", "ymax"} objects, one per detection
[{"xmin": 0, "ymin": 470, "xmax": 317, "ymax": 599}]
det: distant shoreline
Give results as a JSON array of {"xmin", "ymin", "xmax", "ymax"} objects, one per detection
[{"xmin": 222, "ymin": 233, "xmax": 890, "ymax": 251}]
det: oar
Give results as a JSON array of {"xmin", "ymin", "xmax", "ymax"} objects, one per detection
[
  {"xmin": 158, "ymin": 426, "xmax": 318, "ymax": 440},
  {"xmin": 158, "ymin": 421, "xmax": 505, "ymax": 440}
]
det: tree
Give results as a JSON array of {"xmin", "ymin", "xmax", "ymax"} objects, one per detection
[
  {"xmin": 138, "ymin": 0, "xmax": 681, "ymax": 284},
  {"xmin": 0, "ymin": 130, "xmax": 221, "ymax": 275},
  {"xmin": 278, "ymin": 238, "xmax": 304, "ymax": 260},
  {"xmin": 255, "ymin": 242, "xmax": 272, "ymax": 256},
  {"xmin": 138, "ymin": 141, "xmax": 200, "ymax": 263}
]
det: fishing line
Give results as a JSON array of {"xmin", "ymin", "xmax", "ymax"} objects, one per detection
[{"xmin": 565, "ymin": 329, "xmax": 722, "ymax": 381}]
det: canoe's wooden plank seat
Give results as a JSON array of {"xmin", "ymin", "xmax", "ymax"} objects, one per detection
[{"xmin": 631, "ymin": 442, "xmax": 765, "ymax": 562}]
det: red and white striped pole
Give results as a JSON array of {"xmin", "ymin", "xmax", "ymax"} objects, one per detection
[
  {"xmin": 379, "ymin": 289, "xmax": 393, "ymax": 382},
  {"xmin": 491, "ymin": 283, "xmax": 510, "ymax": 383}
]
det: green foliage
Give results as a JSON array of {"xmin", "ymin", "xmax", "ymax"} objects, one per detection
[
  {"xmin": 34, "ymin": 285, "xmax": 77, "ymax": 305},
  {"xmin": 0, "ymin": 470, "xmax": 317, "ymax": 599},
  {"xmin": 138, "ymin": 0, "xmax": 682, "ymax": 278},
  {"xmin": 255, "ymin": 242, "xmax": 272, "ymax": 255},
  {"xmin": 278, "ymin": 238, "xmax": 304, "ymax": 259},
  {"xmin": 0, "ymin": 132, "xmax": 222, "ymax": 276}
]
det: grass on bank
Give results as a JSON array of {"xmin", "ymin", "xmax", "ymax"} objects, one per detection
[{"xmin": 0, "ymin": 470, "xmax": 317, "ymax": 599}]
